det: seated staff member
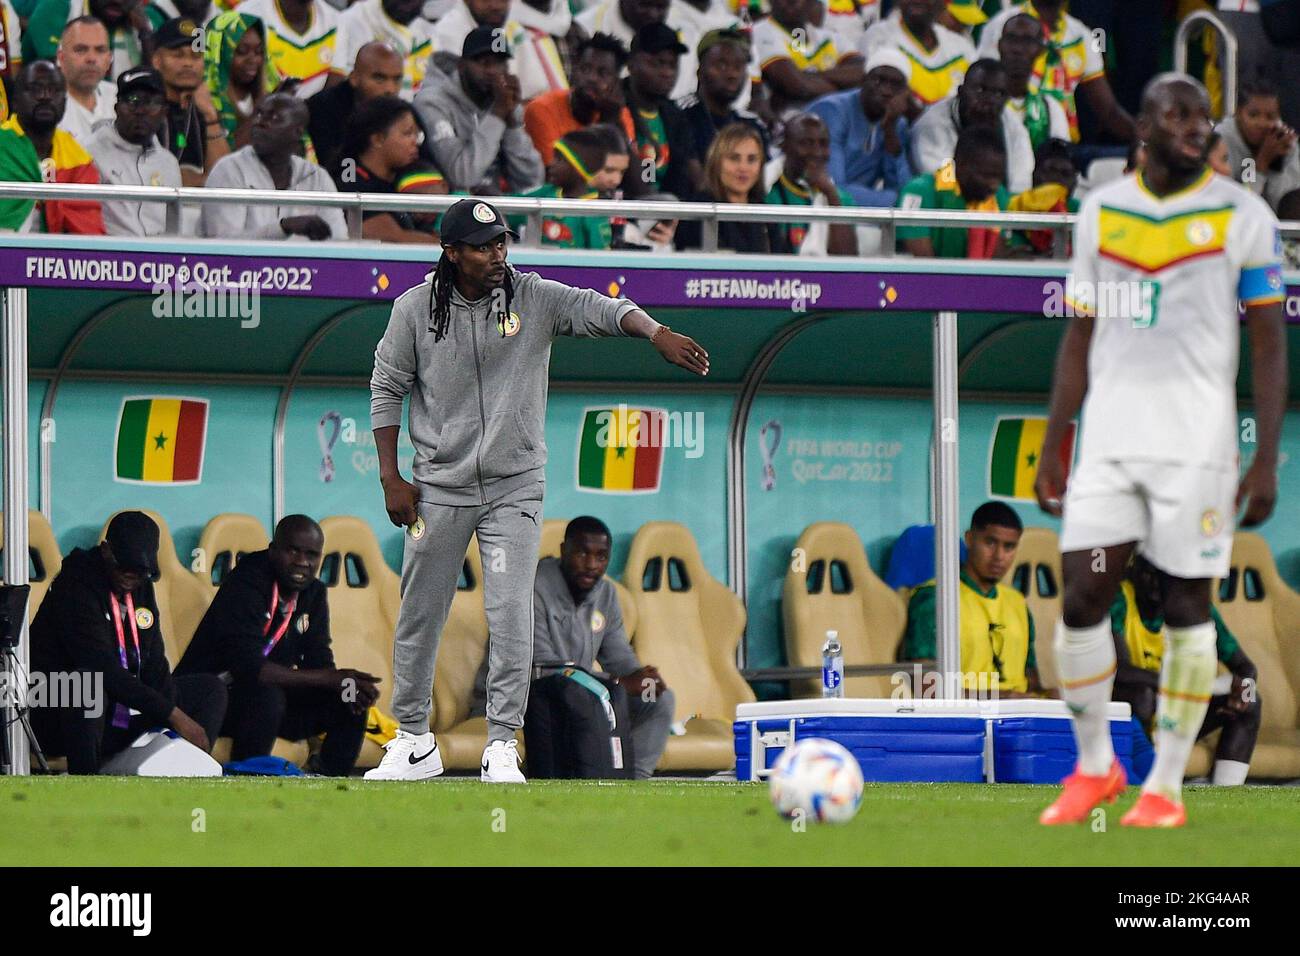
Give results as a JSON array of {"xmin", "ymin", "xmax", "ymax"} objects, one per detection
[
  {"xmin": 471, "ymin": 516, "xmax": 675, "ymax": 779},
  {"xmin": 177, "ymin": 514, "xmax": 378, "ymax": 776},
  {"xmin": 530, "ymin": 516, "xmax": 674, "ymax": 779},
  {"xmin": 29, "ymin": 512, "xmax": 227, "ymax": 774},
  {"xmin": 1111, "ymin": 555, "xmax": 1261, "ymax": 787},
  {"xmin": 901, "ymin": 501, "xmax": 1042, "ymax": 696}
]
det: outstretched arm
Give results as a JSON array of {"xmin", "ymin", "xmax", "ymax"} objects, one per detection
[{"xmin": 619, "ymin": 308, "xmax": 710, "ymax": 376}]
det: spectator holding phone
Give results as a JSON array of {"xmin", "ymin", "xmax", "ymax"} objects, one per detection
[{"xmin": 1218, "ymin": 74, "xmax": 1300, "ymax": 213}]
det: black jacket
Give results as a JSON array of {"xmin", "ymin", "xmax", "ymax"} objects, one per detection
[
  {"xmin": 29, "ymin": 547, "xmax": 176, "ymax": 724},
  {"xmin": 677, "ymin": 95, "xmax": 770, "ymax": 164},
  {"xmin": 177, "ymin": 550, "xmax": 333, "ymax": 685},
  {"xmin": 309, "ymin": 81, "xmax": 440, "ymax": 186},
  {"xmin": 622, "ymin": 78, "xmax": 698, "ymax": 200}
]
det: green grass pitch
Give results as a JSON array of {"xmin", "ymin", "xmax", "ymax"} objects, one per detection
[{"xmin": 2, "ymin": 777, "xmax": 1297, "ymax": 866}]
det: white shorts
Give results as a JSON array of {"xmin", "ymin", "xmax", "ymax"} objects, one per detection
[{"xmin": 1059, "ymin": 458, "xmax": 1237, "ymax": 579}]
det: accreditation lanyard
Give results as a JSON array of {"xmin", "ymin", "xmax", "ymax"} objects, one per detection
[
  {"xmin": 262, "ymin": 582, "xmax": 298, "ymax": 657},
  {"xmin": 109, "ymin": 591, "xmax": 140, "ymax": 729}
]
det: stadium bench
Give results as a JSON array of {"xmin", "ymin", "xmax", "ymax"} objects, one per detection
[
  {"xmin": 623, "ymin": 521, "xmax": 754, "ymax": 772},
  {"xmin": 1002, "ymin": 526, "xmax": 1064, "ymax": 691},
  {"xmin": 318, "ymin": 515, "xmax": 400, "ymax": 770},
  {"xmin": 0, "ymin": 509, "xmax": 62, "ymax": 622},
  {"xmin": 1200, "ymin": 532, "xmax": 1300, "ymax": 780},
  {"xmin": 782, "ymin": 521, "xmax": 907, "ymax": 699},
  {"xmin": 192, "ymin": 513, "xmax": 271, "ymax": 593}
]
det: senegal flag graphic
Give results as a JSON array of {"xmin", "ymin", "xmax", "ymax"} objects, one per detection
[
  {"xmin": 115, "ymin": 398, "xmax": 209, "ymax": 484},
  {"xmin": 577, "ymin": 406, "xmax": 665, "ymax": 493},
  {"xmin": 988, "ymin": 416, "xmax": 1075, "ymax": 501}
]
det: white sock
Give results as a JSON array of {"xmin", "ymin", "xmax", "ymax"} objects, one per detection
[
  {"xmin": 1055, "ymin": 619, "xmax": 1117, "ymax": 776},
  {"xmin": 1212, "ymin": 759, "xmax": 1249, "ymax": 786},
  {"xmin": 1145, "ymin": 622, "xmax": 1217, "ymax": 801}
]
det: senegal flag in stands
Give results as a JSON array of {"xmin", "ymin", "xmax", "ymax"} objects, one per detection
[
  {"xmin": 0, "ymin": 115, "xmax": 104, "ymax": 234},
  {"xmin": 577, "ymin": 406, "xmax": 665, "ymax": 492},
  {"xmin": 988, "ymin": 416, "xmax": 1075, "ymax": 501},
  {"xmin": 115, "ymin": 398, "xmax": 209, "ymax": 484}
]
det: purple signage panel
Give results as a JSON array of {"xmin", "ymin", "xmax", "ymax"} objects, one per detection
[{"xmin": 6, "ymin": 246, "xmax": 1300, "ymax": 319}]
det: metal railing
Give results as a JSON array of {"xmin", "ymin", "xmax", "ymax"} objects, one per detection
[
  {"xmin": 0, "ymin": 181, "xmax": 1082, "ymax": 256},
  {"xmin": 6, "ymin": 181, "xmax": 1299, "ymax": 253}
]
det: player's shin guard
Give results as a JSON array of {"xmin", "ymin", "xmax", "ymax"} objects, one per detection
[
  {"xmin": 1145, "ymin": 622, "xmax": 1217, "ymax": 801},
  {"xmin": 1055, "ymin": 619, "xmax": 1117, "ymax": 776}
]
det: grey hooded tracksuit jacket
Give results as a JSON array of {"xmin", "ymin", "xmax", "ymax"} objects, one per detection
[{"xmin": 370, "ymin": 265, "xmax": 638, "ymax": 742}]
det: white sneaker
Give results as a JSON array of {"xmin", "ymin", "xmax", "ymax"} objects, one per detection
[
  {"xmin": 363, "ymin": 730, "xmax": 444, "ymax": 781},
  {"xmin": 480, "ymin": 739, "xmax": 526, "ymax": 783}
]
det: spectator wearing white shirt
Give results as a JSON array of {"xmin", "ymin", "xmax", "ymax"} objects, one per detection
[
  {"xmin": 752, "ymin": 0, "xmax": 863, "ymax": 120},
  {"xmin": 333, "ymin": 0, "xmax": 438, "ymax": 99},
  {"xmin": 977, "ymin": 0, "xmax": 1134, "ymax": 146},
  {"xmin": 997, "ymin": 11, "xmax": 1068, "ymax": 154},
  {"xmin": 433, "ymin": 0, "xmax": 568, "ymax": 102},
  {"xmin": 910, "ymin": 57, "xmax": 1033, "ymax": 194},
  {"xmin": 202, "ymin": 92, "xmax": 346, "ymax": 240},
  {"xmin": 1, "ymin": 0, "xmax": 24, "ymax": 91},
  {"xmin": 56, "ymin": 16, "xmax": 117, "ymax": 144}
]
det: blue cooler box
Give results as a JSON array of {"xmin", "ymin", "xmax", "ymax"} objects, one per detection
[{"xmin": 734, "ymin": 699, "xmax": 1133, "ymax": 784}]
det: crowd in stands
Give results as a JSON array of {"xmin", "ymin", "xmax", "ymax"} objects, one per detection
[{"xmin": 0, "ymin": 0, "xmax": 1296, "ymax": 252}]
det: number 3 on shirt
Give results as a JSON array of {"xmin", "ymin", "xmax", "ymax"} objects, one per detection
[{"xmin": 1132, "ymin": 279, "xmax": 1161, "ymax": 329}]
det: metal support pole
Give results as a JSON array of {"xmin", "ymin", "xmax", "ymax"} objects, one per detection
[
  {"xmin": 1174, "ymin": 9, "xmax": 1238, "ymax": 118},
  {"xmin": 932, "ymin": 310, "xmax": 961, "ymax": 698},
  {"xmin": 3, "ymin": 287, "xmax": 31, "ymax": 774}
]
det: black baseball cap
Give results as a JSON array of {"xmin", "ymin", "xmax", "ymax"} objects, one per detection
[
  {"xmin": 462, "ymin": 24, "xmax": 513, "ymax": 60},
  {"xmin": 155, "ymin": 17, "xmax": 203, "ymax": 50},
  {"xmin": 117, "ymin": 66, "xmax": 165, "ymax": 98},
  {"xmin": 104, "ymin": 511, "xmax": 160, "ymax": 577},
  {"xmin": 631, "ymin": 23, "xmax": 688, "ymax": 56},
  {"xmin": 439, "ymin": 198, "xmax": 519, "ymax": 245}
]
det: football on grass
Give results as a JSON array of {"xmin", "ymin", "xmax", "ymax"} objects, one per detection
[{"xmin": 768, "ymin": 738, "xmax": 864, "ymax": 824}]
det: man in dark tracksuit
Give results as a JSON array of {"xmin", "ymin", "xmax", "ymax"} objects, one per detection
[
  {"xmin": 1111, "ymin": 556, "xmax": 1262, "ymax": 787},
  {"xmin": 177, "ymin": 515, "xmax": 378, "ymax": 775},
  {"xmin": 366, "ymin": 197, "xmax": 708, "ymax": 782},
  {"xmin": 29, "ymin": 511, "xmax": 227, "ymax": 774}
]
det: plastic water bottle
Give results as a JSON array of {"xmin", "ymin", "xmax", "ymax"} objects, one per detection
[{"xmin": 821, "ymin": 629, "xmax": 844, "ymax": 699}]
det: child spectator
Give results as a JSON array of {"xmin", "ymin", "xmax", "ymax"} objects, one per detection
[
  {"xmin": 1218, "ymin": 75, "xmax": 1300, "ymax": 213},
  {"xmin": 510, "ymin": 126, "xmax": 619, "ymax": 248}
]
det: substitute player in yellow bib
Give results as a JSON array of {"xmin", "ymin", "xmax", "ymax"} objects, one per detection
[{"xmin": 1035, "ymin": 74, "xmax": 1287, "ymax": 828}]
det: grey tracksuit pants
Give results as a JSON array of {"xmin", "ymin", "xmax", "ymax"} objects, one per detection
[
  {"xmin": 392, "ymin": 481, "xmax": 543, "ymax": 743},
  {"xmin": 627, "ymin": 687, "xmax": 675, "ymax": 779}
]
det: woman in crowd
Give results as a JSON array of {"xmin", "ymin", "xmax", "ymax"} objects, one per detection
[
  {"xmin": 675, "ymin": 122, "xmax": 790, "ymax": 254},
  {"xmin": 340, "ymin": 95, "xmax": 448, "ymax": 244},
  {"xmin": 205, "ymin": 12, "xmax": 277, "ymax": 152}
]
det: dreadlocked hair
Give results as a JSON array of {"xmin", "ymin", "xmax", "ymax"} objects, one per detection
[{"xmin": 428, "ymin": 249, "xmax": 516, "ymax": 341}]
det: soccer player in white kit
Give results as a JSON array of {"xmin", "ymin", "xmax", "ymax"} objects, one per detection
[{"xmin": 1035, "ymin": 74, "xmax": 1288, "ymax": 828}]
